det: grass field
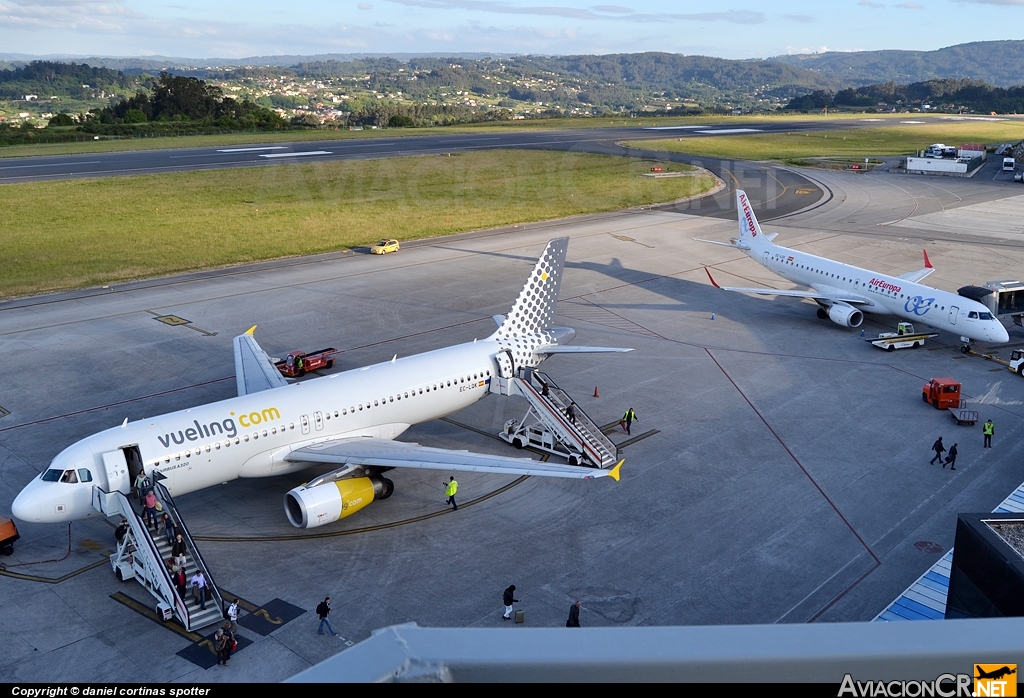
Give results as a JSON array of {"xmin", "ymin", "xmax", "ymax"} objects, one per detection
[
  {"xmin": 0, "ymin": 150, "xmax": 715, "ymax": 300},
  {"xmin": 623, "ymin": 120, "xmax": 1024, "ymax": 162}
]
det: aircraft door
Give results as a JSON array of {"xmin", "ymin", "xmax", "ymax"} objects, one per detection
[
  {"xmin": 301, "ymin": 414, "xmax": 310, "ymax": 434},
  {"xmin": 496, "ymin": 349, "xmax": 514, "ymax": 379},
  {"xmin": 314, "ymin": 411, "xmax": 323, "ymax": 431},
  {"xmin": 101, "ymin": 450, "xmax": 131, "ymax": 494},
  {"xmin": 763, "ymin": 251, "xmax": 770, "ymax": 267},
  {"xmin": 949, "ymin": 306, "xmax": 959, "ymax": 325}
]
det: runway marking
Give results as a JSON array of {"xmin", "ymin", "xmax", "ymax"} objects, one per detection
[
  {"xmin": 703, "ymin": 348, "xmax": 882, "ymax": 620},
  {"xmin": 695, "ymin": 129, "xmax": 761, "ymax": 134},
  {"xmin": 258, "ymin": 151, "xmax": 332, "ymax": 159},
  {"xmin": 0, "ymin": 556, "xmax": 109, "ymax": 583},
  {"xmin": 610, "ymin": 234, "xmax": 655, "ymax": 248},
  {"xmin": 0, "ymin": 160, "xmax": 101, "ymax": 170},
  {"xmin": 643, "ymin": 126, "xmax": 705, "ymax": 130},
  {"xmin": 148, "ymin": 310, "xmax": 218, "ymax": 336},
  {"xmin": 216, "ymin": 146, "xmax": 288, "ymax": 153},
  {"xmin": 0, "ymin": 405, "xmax": 8, "ymax": 419},
  {"xmin": 615, "ymin": 429, "xmax": 659, "ymax": 449},
  {"xmin": 110, "ymin": 591, "xmax": 202, "ymax": 642}
]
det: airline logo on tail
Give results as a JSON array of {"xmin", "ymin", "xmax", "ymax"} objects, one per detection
[{"xmin": 739, "ymin": 192, "xmax": 758, "ymax": 238}]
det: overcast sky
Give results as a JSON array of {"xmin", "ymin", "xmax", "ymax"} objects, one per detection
[{"xmin": 1, "ymin": 0, "xmax": 1021, "ymax": 61}]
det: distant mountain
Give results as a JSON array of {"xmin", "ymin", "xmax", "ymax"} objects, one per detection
[
  {"xmin": 0, "ymin": 53, "xmax": 516, "ymax": 72},
  {"xmin": 772, "ymin": 41, "xmax": 1024, "ymax": 89}
]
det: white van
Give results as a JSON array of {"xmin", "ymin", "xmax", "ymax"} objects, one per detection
[{"xmin": 1004, "ymin": 157, "xmax": 1016, "ymax": 172}]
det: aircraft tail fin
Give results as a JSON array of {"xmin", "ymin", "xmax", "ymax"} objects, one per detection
[
  {"xmin": 736, "ymin": 189, "xmax": 772, "ymax": 247},
  {"xmin": 491, "ymin": 237, "xmax": 568, "ymax": 340}
]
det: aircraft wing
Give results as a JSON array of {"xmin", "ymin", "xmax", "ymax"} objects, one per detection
[
  {"xmin": 233, "ymin": 326, "xmax": 290, "ymax": 397},
  {"xmin": 898, "ymin": 251, "xmax": 935, "ymax": 283},
  {"xmin": 286, "ymin": 437, "xmax": 622, "ymax": 480},
  {"xmin": 535, "ymin": 346, "xmax": 634, "ymax": 354},
  {"xmin": 705, "ymin": 268, "xmax": 868, "ymax": 304}
]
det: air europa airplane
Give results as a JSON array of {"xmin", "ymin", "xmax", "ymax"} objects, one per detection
[
  {"xmin": 702, "ymin": 190, "xmax": 1009, "ymax": 346},
  {"xmin": 12, "ymin": 238, "xmax": 628, "ymax": 530}
]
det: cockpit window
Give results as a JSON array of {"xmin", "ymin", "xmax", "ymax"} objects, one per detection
[
  {"xmin": 968, "ymin": 311, "xmax": 978, "ymax": 319},
  {"xmin": 77, "ymin": 468, "xmax": 93, "ymax": 483},
  {"xmin": 41, "ymin": 469, "xmax": 63, "ymax": 482},
  {"xmin": 980, "ymin": 312, "xmax": 994, "ymax": 320},
  {"xmin": 60, "ymin": 469, "xmax": 78, "ymax": 484}
]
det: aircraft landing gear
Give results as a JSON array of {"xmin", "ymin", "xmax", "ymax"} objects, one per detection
[
  {"xmin": 960, "ymin": 336, "xmax": 972, "ymax": 354},
  {"xmin": 816, "ymin": 307, "xmax": 829, "ymax": 320},
  {"xmin": 380, "ymin": 478, "xmax": 394, "ymax": 500}
]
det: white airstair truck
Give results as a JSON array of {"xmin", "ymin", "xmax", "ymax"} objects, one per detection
[{"xmin": 92, "ymin": 462, "xmax": 224, "ymax": 631}]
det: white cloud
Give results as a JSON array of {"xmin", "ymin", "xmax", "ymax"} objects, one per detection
[
  {"xmin": 857, "ymin": 0, "xmax": 885, "ymax": 7},
  {"xmin": 358, "ymin": 2, "xmax": 373, "ymax": 8},
  {"xmin": 385, "ymin": 0, "xmax": 764, "ymax": 24},
  {"xmin": 895, "ymin": 1, "xmax": 923, "ymax": 7}
]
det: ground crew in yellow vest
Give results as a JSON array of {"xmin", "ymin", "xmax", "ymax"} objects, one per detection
[
  {"xmin": 984, "ymin": 419, "xmax": 994, "ymax": 448},
  {"xmin": 445, "ymin": 476, "xmax": 458, "ymax": 510},
  {"xmin": 621, "ymin": 408, "xmax": 638, "ymax": 435}
]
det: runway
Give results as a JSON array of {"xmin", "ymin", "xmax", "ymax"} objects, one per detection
[{"xmin": 4, "ymin": 166, "xmax": 1024, "ymax": 681}]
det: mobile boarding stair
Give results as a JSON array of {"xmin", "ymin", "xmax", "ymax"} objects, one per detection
[
  {"xmin": 493, "ymin": 369, "xmax": 618, "ymax": 469},
  {"xmin": 92, "ymin": 480, "xmax": 225, "ymax": 631}
]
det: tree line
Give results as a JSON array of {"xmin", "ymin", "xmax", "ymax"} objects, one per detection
[{"xmin": 785, "ymin": 78, "xmax": 1024, "ymax": 113}]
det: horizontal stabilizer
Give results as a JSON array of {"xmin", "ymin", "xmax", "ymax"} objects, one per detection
[
  {"xmin": 287, "ymin": 437, "xmax": 619, "ymax": 480},
  {"xmin": 693, "ymin": 237, "xmax": 749, "ymax": 249},
  {"xmin": 534, "ymin": 346, "xmax": 634, "ymax": 354}
]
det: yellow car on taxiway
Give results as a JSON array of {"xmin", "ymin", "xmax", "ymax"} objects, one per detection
[{"xmin": 371, "ymin": 239, "xmax": 400, "ymax": 254}]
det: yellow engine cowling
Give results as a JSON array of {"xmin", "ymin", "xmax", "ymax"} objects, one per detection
[{"xmin": 284, "ymin": 476, "xmax": 383, "ymax": 529}]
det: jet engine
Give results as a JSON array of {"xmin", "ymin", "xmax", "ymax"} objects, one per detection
[
  {"xmin": 827, "ymin": 303, "xmax": 864, "ymax": 328},
  {"xmin": 284, "ymin": 475, "xmax": 392, "ymax": 529}
]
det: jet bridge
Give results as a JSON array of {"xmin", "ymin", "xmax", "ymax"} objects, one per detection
[
  {"xmin": 495, "ymin": 369, "xmax": 618, "ymax": 469},
  {"xmin": 92, "ymin": 481, "xmax": 224, "ymax": 631}
]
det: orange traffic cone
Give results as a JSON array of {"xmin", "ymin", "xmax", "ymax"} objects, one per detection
[{"xmin": 593, "ymin": 386, "xmax": 599, "ymax": 398}]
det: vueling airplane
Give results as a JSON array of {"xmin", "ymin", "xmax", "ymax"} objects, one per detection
[
  {"xmin": 703, "ymin": 190, "xmax": 1009, "ymax": 345},
  {"xmin": 12, "ymin": 238, "xmax": 628, "ymax": 530}
]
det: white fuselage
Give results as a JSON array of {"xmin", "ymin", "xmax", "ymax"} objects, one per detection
[
  {"xmin": 750, "ymin": 243, "xmax": 1009, "ymax": 343},
  {"xmin": 13, "ymin": 340, "xmax": 502, "ymax": 523}
]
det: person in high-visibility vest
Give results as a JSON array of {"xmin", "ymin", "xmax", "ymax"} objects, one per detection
[
  {"xmin": 445, "ymin": 476, "xmax": 458, "ymax": 510},
  {"xmin": 621, "ymin": 408, "xmax": 638, "ymax": 435},
  {"xmin": 984, "ymin": 419, "xmax": 994, "ymax": 448}
]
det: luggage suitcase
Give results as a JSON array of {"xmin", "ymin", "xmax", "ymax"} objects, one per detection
[{"xmin": 514, "ymin": 609, "xmax": 524, "ymax": 624}]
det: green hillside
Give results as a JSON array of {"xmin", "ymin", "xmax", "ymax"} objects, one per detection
[{"xmin": 772, "ymin": 41, "xmax": 1024, "ymax": 89}]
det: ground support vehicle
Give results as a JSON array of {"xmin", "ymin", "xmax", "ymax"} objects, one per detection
[
  {"xmin": 1009, "ymin": 349, "xmax": 1024, "ymax": 375},
  {"xmin": 0, "ymin": 516, "xmax": 19, "ymax": 555},
  {"xmin": 866, "ymin": 322, "xmax": 938, "ymax": 351},
  {"xmin": 275, "ymin": 348, "xmax": 338, "ymax": 378},
  {"xmin": 923, "ymin": 378, "xmax": 962, "ymax": 410}
]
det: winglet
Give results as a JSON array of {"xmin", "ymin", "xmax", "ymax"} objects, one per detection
[
  {"xmin": 245, "ymin": 325, "xmax": 257, "ymax": 336},
  {"xmin": 607, "ymin": 459, "xmax": 624, "ymax": 482},
  {"xmin": 923, "ymin": 249, "xmax": 933, "ymax": 269},
  {"xmin": 705, "ymin": 267, "xmax": 722, "ymax": 289}
]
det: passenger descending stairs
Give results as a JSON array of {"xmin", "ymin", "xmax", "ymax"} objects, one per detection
[
  {"xmin": 506, "ymin": 370, "xmax": 619, "ymax": 469},
  {"xmin": 94, "ymin": 481, "xmax": 224, "ymax": 631},
  {"xmin": 150, "ymin": 482, "xmax": 225, "ymax": 630}
]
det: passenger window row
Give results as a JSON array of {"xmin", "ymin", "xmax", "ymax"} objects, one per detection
[{"xmin": 147, "ymin": 369, "xmax": 494, "ymax": 469}]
